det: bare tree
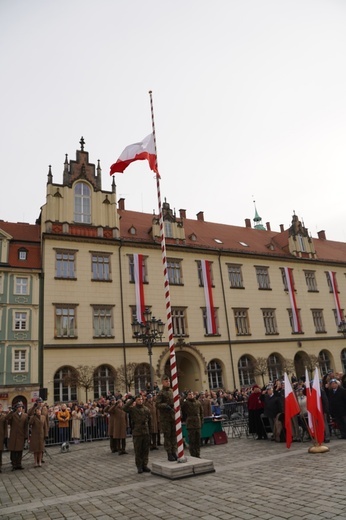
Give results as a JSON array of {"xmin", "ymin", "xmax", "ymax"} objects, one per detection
[
  {"xmin": 305, "ymin": 354, "xmax": 320, "ymax": 379},
  {"xmin": 63, "ymin": 365, "xmax": 95, "ymax": 402},
  {"xmin": 283, "ymin": 358, "xmax": 295, "ymax": 375},
  {"xmin": 252, "ymin": 357, "xmax": 268, "ymax": 386},
  {"xmin": 116, "ymin": 362, "xmax": 138, "ymax": 393}
]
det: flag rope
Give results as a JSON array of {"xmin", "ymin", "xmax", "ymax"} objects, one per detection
[{"xmin": 149, "ymin": 90, "xmax": 185, "ymax": 461}]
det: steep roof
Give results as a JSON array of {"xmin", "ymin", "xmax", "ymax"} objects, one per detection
[
  {"xmin": 0, "ymin": 221, "xmax": 41, "ymax": 269},
  {"xmin": 118, "ymin": 209, "xmax": 346, "ymax": 265}
]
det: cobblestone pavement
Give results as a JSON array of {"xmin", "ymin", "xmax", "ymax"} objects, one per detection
[{"xmin": 1, "ymin": 433, "xmax": 346, "ymax": 520}]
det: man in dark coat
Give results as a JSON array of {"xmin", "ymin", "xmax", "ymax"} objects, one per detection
[
  {"xmin": 261, "ymin": 385, "xmax": 282, "ymax": 434},
  {"xmin": 328, "ymin": 378, "xmax": 346, "ymax": 439},
  {"xmin": 123, "ymin": 395, "xmax": 151, "ymax": 473},
  {"xmin": 156, "ymin": 375, "xmax": 177, "ymax": 461},
  {"xmin": 7, "ymin": 402, "xmax": 29, "ymax": 470},
  {"xmin": 0, "ymin": 403, "xmax": 8, "ymax": 472},
  {"xmin": 181, "ymin": 391, "xmax": 204, "ymax": 458}
]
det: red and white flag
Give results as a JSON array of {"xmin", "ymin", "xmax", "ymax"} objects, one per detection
[
  {"xmin": 328, "ymin": 271, "xmax": 343, "ymax": 325},
  {"xmin": 284, "ymin": 372, "xmax": 300, "ymax": 448},
  {"xmin": 305, "ymin": 368, "xmax": 314, "ymax": 434},
  {"xmin": 284, "ymin": 267, "xmax": 302, "ymax": 333},
  {"xmin": 134, "ymin": 254, "xmax": 145, "ymax": 323},
  {"xmin": 307, "ymin": 367, "xmax": 325, "ymax": 445},
  {"xmin": 200, "ymin": 260, "xmax": 217, "ymax": 335},
  {"xmin": 110, "ymin": 133, "xmax": 159, "ymax": 175}
]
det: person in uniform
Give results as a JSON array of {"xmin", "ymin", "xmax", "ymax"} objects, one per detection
[
  {"xmin": 123, "ymin": 394, "xmax": 151, "ymax": 473},
  {"xmin": 0, "ymin": 403, "xmax": 8, "ymax": 473},
  {"xmin": 104, "ymin": 396, "xmax": 118, "ymax": 453},
  {"xmin": 113, "ymin": 398, "xmax": 128, "ymax": 455},
  {"xmin": 29, "ymin": 406, "xmax": 48, "ymax": 467},
  {"xmin": 144, "ymin": 394, "xmax": 159, "ymax": 450},
  {"xmin": 7, "ymin": 401, "xmax": 29, "ymax": 470},
  {"xmin": 155, "ymin": 375, "xmax": 177, "ymax": 461},
  {"xmin": 181, "ymin": 391, "xmax": 204, "ymax": 458}
]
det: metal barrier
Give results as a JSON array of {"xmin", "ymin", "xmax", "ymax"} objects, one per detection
[
  {"xmin": 222, "ymin": 402, "xmax": 250, "ymax": 438},
  {"xmin": 46, "ymin": 415, "xmax": 109, "ymax": 446}
]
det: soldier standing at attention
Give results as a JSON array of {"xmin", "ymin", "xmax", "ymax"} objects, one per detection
[
  {"xmin": 156, "ymin": 375, "xmax": 177, "ymax": 461},
  {"xmin": 181, "ymin": 391, "xmax": 204, "ymax": 458},
  {"xmin": 123, "ymin": 394, "xmax": 151, "ymax": 474}
]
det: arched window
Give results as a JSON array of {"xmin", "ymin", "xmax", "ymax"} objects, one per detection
[
  {"xmin": 238, "ymin": 355, "xmax": 254, "ymax": 387},
  {"xmin": 134, "ymin": 363, "xmax": 150, "ymax": 394},
  {"xmin": 341, "ymin": 349, "xmax": 346, "ymax": 372},
  {"xmin": 74, "ymin": 182, "xmax": 91, "ymax": 223},
  {"xmin": 93, "ymin": 365, "xmax": 115, "ymax": 399},
  {"xmin": 267, "ymin": 354, "xmax": 283, "ymax": 381},
  {"xmin": 319, "ymin": 350, "xmax": 331, "ymax": 376},
  {"xmin": 54, "ymin": 367, "xmax": 77, "ymax": 403},
  {"xmin": 208, "ymin": 360, "xmax": 223, "ymax": 389}
]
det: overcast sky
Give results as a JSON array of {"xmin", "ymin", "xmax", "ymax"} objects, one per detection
[{"xmin": 1, "ymin": 0, "xmax": 346, "ymax": 242}]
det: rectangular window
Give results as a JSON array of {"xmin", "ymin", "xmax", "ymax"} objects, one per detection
[
  {"xmin": 55, "ymin": 305, "xmax": 76, "ymax": 338},
  {"xmin": 93, "ymin": 306, "xmax": 113, "ymax": 337},
  {"xmin": 13, "ymin": 349, "xmax": 27, "ymax": 372},
  {"xmin": 56, "ymin": 250, "xmax": 76, "ymax": 279},
  {"xmin": 15, "ymin": 277, "xmax": 29, "ymax": 295},
  {"xmin": 197, "ymin": 260, "xmax": 214, "ymax": 286},
  {"xmin": 0, "ymin": 274, "xmax": 3, "ymax": 294},
  {"xmin": 14, "ymin": 311, "xmax": 27, "ymax": 330},
  {"xmin": 202, "ymin": 308, "xmax": 219, "ymax": 335},
  {"xmin": 129, "ymin": 255, "xmax": 148, "ymax": 283},
  {"xmin": 227, "ymin": 264, "xmax": 244, "ymax": 288},
  {"xmin": 334, "ymin": 309, "xmax": 345, "ymax": 328},
  {"xmin": 280, "ymin": 268, "xmax": 288, "ymax": 291},
  {"xmin": 312, "ymin": 309, "xmax": 326, "ymax": 333},
  {"xmin": 255, "ymin": 266, "xmax": 271, "ymax": 289},
  {"xmin": 304, "ymin": 270, "xmax": 318, "ymax": 292},
  {"xmin": 233, "ymin": 308, "xmax": 250, "ymax": 335},
  {"xmin": 164, "ymin": 221, "xmax": 173, "ymax": 238},
  {"xmin": 262, "ymin": 309, "xmax": 278, "ymax": 335},
  {"xmin": 167, "ymin": 259, "xmax": 183, "ymax": 285},
  {"xmin": 172, "ymin": 307, "xmax": 187, "ymax": 336},
  {"xmin": 287, "ymin": 309, "xmax": 303, "ymax": 333},
  {"xmin": 92, "ymin": 253, "xmax": 111, "ymax": 281},
  {"xmin": 18, "ymin": 250, "xmax": 27, "ymax": 261}
]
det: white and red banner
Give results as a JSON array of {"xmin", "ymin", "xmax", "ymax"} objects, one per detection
[
  {"xmin": 305, "ymin": 368, "xmax": 314, "ymax": 435},
  {"xmin": 110, "ymin": 134, "xmax": 158, "ymax": 175},
  {"xmin": 306, "ymin": 367, "xmax": 325, "ymax": 445},
  {"xmin": 284, "ymin": 372, "xmax": 300, "ymax": 448},
  {"xmin": 200, "ymin": 260, "xmax": 217, "ymax": 334},
  {"xmin": 328, "ymin": 271, "xmax": 343, "ymax": 325},
  {"xmin": 284, "ymin": 267, "xmax": 301, "ymax": 333},
  {"xmin": 134, "ymin": 254, "xmax": 145, "ymax": 323}
]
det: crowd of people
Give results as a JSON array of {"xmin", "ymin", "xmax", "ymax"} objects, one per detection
[{"xmin": 1, "ymin": 370, "xmax": 346, "ymax": 473}]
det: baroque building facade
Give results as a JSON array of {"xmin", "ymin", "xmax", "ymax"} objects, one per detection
[{"xmin": 2, "ymin": 138, "xmax": 346, "ymax": 405}]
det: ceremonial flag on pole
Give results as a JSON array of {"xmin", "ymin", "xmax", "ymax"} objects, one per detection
[
  {"xmin": 200, "ymin": 260, "xmax": 217, "ymax": 334},
  {"xmin": 328, "ymin": 271, "xmax": 343, "ymax": 325},
  {"xmin": 284, "ymin": 267, "xmax": 302, "ymax": 333},
  {"xmin": 305, "ymin": 368, "xmax": 314, "ymax": 434},
  {"xmin": 284, "ymin": 372, "xmax": 300, "ymax": 448},
  {"xmin": 134, "ymin": 254, "xmax": 145, "ymax": 323},
  {"xmin": 110, "ymin": 133, "xmax": 159, "ymax": 175},
  {"xmin": 308, "ymin": 367, "xmax": 325, "ymax": 445}
]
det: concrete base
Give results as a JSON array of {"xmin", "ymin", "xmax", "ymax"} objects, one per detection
[{"xmin": 151, "ymin": 455, "xmax": 215, "ymax": 480}]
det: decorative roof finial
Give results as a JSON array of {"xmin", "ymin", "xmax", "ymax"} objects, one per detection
[{"xmin": 80, "ymin": 136, "xmax": 85, "ymax": 151}]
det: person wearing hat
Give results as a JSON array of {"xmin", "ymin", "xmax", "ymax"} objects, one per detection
[
  {"xmin": 144, "ymin": 394, "xmax": 159, "ymax": 450},
  {"xmin": 181, "ymin": 390, "xmax": 204, "ymax": 458},
  {"xmin": 123, "ymin": 394, "xmax": 151, "ymax": 473},
  {"xmin": 328, "ymin": 378, "xmax": 346, "ymax": 439},
  {"xmin": 7, "ymin": 402, "xmax": 29, "ymax": 470},
  {"xmin": 0, "ymin": 403, "xmax": 8, "ymax": 473},
  {"xmin": 29, "ymin": 406, "xmax": 48, "ymax": 467},
  {"xmin": 247, "ymin": 385, "xmax": 266, "ymax": 440},
  {"xmin": 156, "ymin": 375, "xmax": 177, "ymax": 461}
]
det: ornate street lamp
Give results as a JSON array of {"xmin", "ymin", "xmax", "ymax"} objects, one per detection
[
  {"xmin": 339, "ymin": 320, "xmax": 346, "ymax": 337},
  {"xmin": 131, "ymin": 308, "xmax": 165, "ymax": 392}
]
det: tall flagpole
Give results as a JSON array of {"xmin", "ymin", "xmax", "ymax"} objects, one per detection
[{"xmin": 149, "ymin": 90, "xmax": 186, "ymax": 462}]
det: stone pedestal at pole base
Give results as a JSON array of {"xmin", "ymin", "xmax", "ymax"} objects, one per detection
[
  {"xmin": 151, "ymin": 456, "xmax": 215, "ymax": 480},
  {"xmin": 308, "ymin": 444, "xmax": 330, "ymax": 454}
]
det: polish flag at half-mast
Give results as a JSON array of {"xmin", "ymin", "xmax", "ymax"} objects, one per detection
[{"xmin": 110, "ymin": 133, "xmax": 158, "ymax": 176}]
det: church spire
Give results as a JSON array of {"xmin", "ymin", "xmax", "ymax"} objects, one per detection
[{"xmin": 253, "ymin": 200, "xmax": 266, "ymax": 230}]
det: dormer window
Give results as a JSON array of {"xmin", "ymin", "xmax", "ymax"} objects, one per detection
[
  {"xmin": 129, "ymin": 226, "xmax": 136, "ymax": 235},
  {"xmin": 164, "ymin": 221, "xmax": 173, "ymax": 238},
  {"xmin": 18, "ymin": 248, "xmax": 27, "ymax": 261},
  {"xmin": 297, "ymin": 234, "xmax": 306, "ymax": 252}
]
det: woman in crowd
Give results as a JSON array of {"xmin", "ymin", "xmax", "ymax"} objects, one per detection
[{"xmin": 29, "ymin": 407, "xmax": 48, "ymax": 467}]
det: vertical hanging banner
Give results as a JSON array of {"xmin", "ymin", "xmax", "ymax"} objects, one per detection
[
  {"xmin": 328, "ymin": 271, "xmax": 343, "ymax": 325},
  {"xmin": 284, "ymin": 267, "xmax": 302, "ymax": 333},
  {"xmin": 200, "ymin": 260, "xmax": 217, "ymax": 334},
  {"xmin": 134, "ymin": 253, "xmax": 145, "ymax": 323}
]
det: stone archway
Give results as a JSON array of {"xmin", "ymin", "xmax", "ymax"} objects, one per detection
[
  {"xmin": 158, "ymin": 345, "xmax": 207, "ymax": 393},
  {"xmin": 294, "ymin": 350, "xmax": 310, "ymax": 380}
]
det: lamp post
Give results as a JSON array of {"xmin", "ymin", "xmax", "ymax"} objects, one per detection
[{"xmin": 131, "ymin": 308, "xmax": 165, "ymax": 392}]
